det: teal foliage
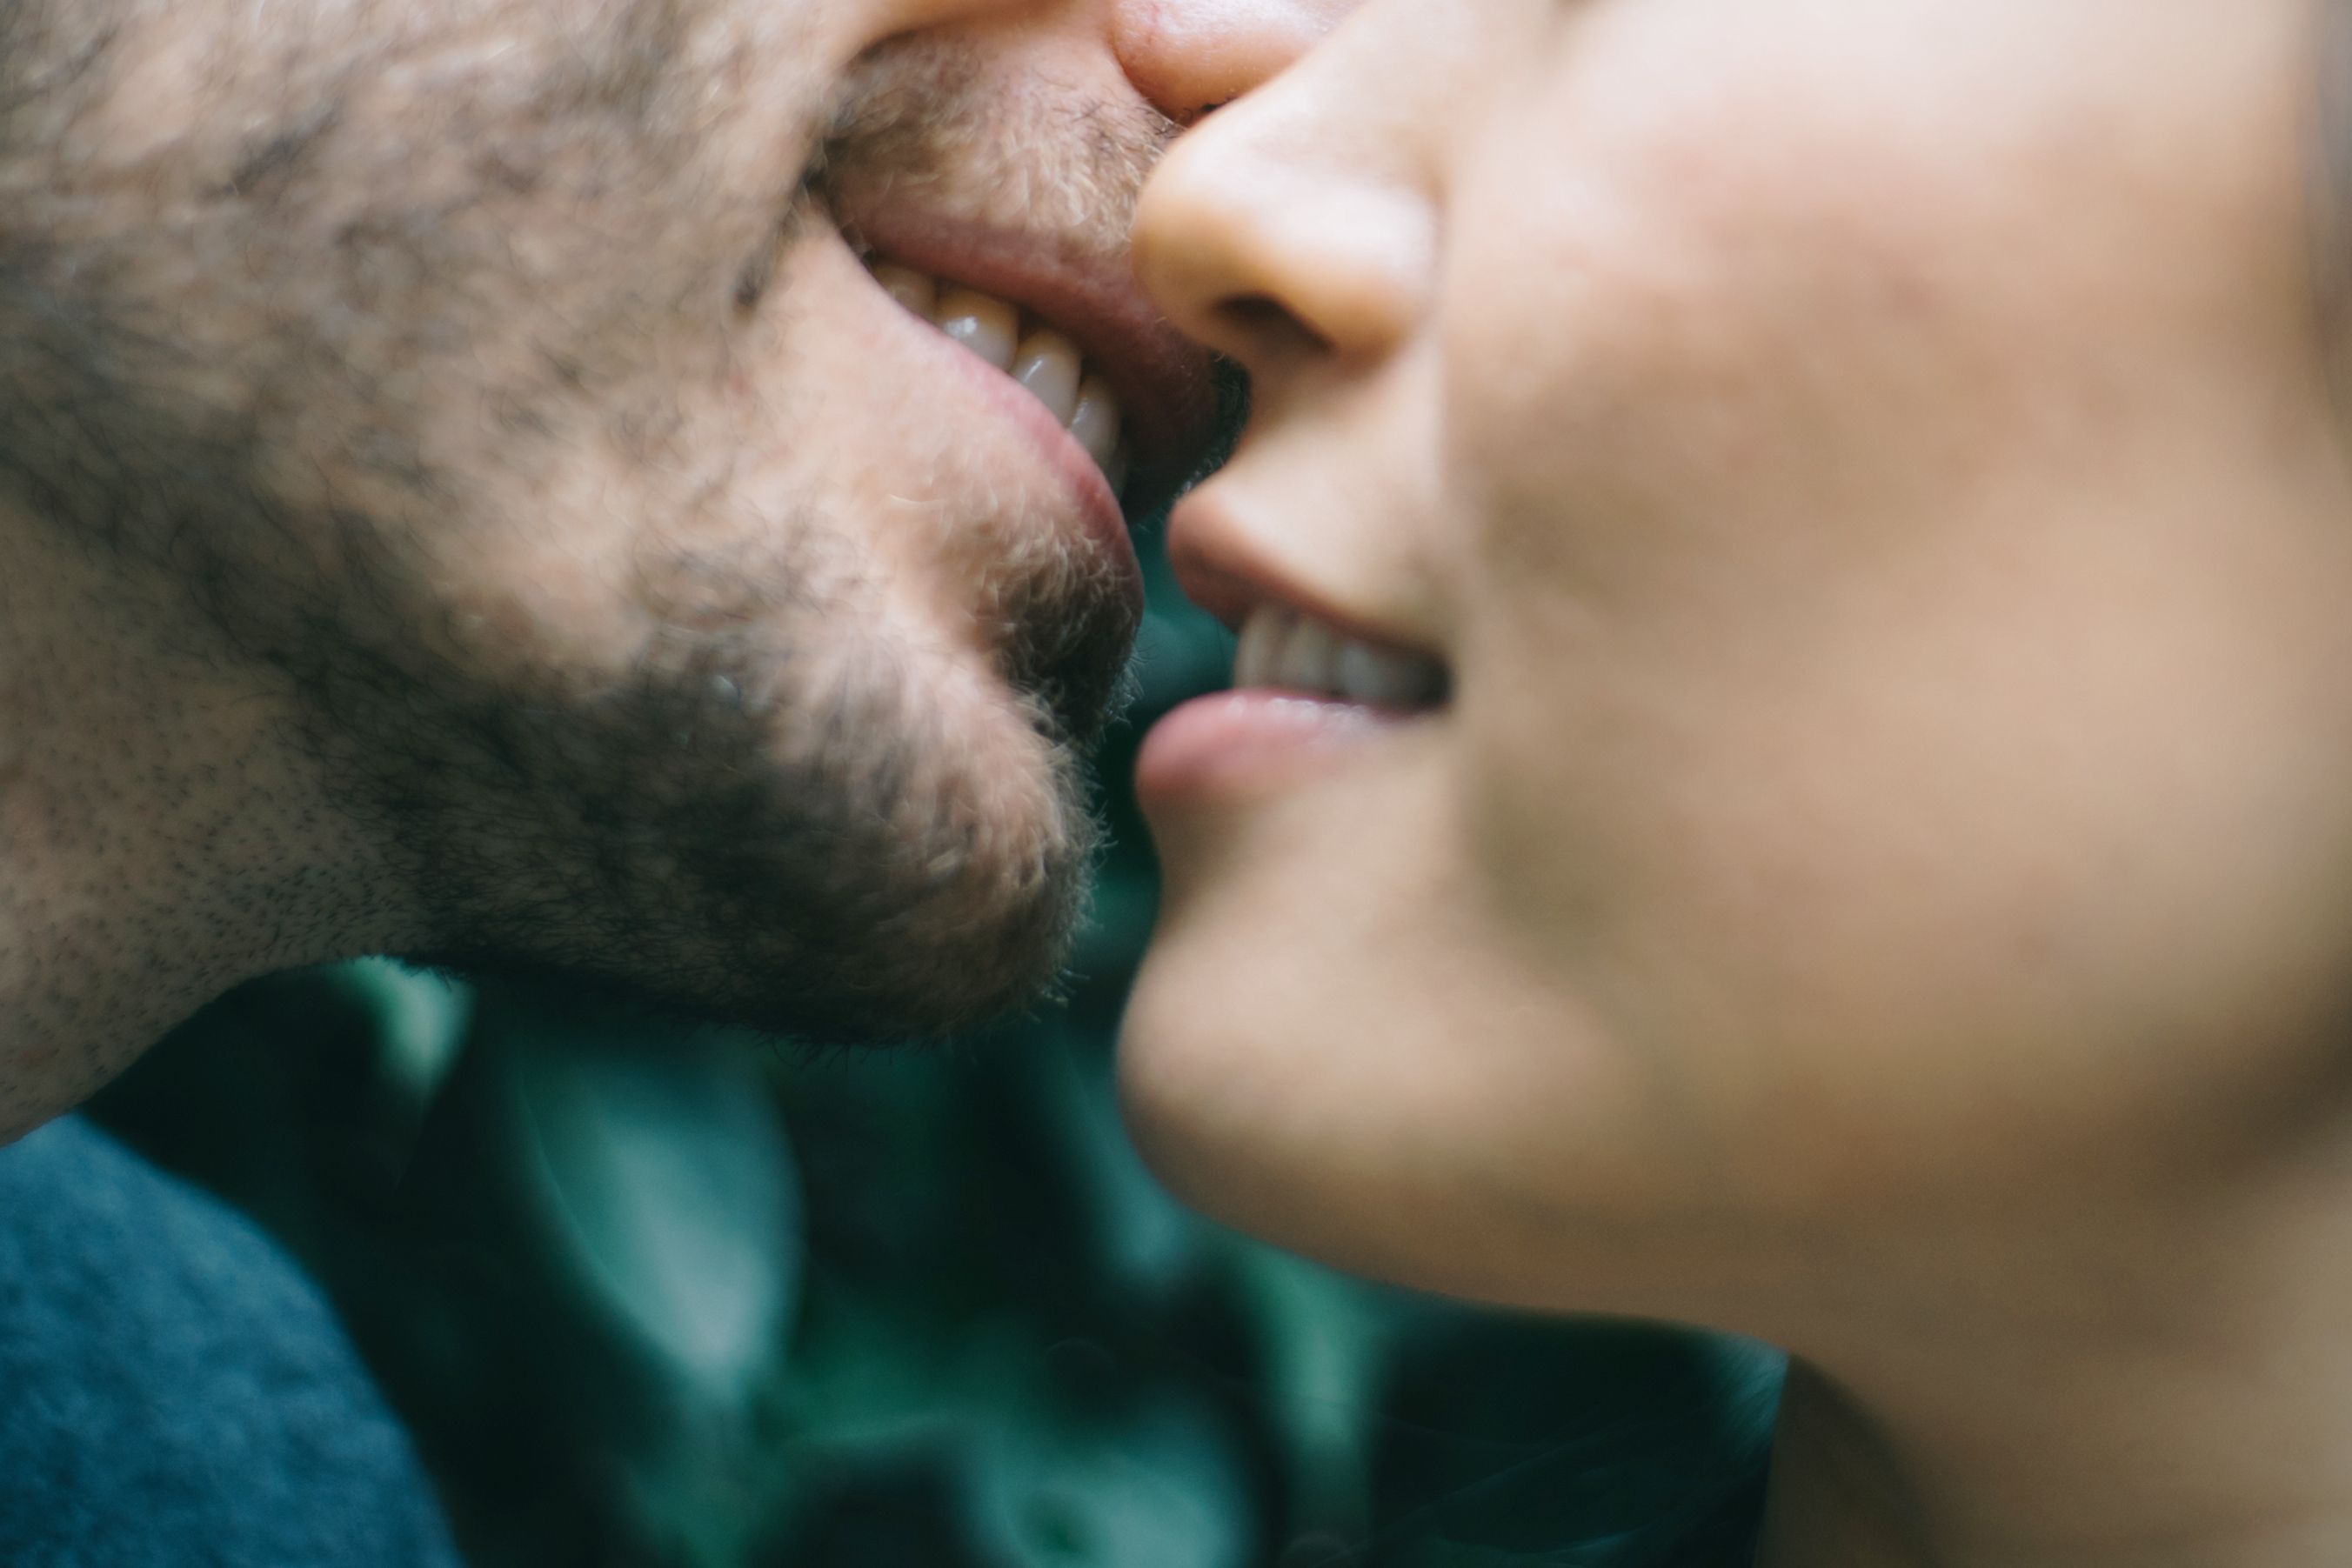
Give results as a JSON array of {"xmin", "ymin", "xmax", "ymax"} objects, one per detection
[{"xmin": 88, "ymin": 530, "xmax": 1776, "ymax": 1567}]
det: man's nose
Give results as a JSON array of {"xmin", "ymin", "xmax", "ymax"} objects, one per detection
[{"xmin": 1111, "ymin": 0, "xmax": 1361, "ymax": 125}]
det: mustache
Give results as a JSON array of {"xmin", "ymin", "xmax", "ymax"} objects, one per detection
[
  {"xmin": 810, "ymin": 35, "xmax": 1250, "ymax": 503},
  {"xmin": 812, "ymin": 35, "xmax": 1181, "ymax": 263}
]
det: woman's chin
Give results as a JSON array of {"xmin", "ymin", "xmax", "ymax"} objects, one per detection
[{"xmin": 1116, "ymin": 917, "xmax": 1640, "ymax": 1317}]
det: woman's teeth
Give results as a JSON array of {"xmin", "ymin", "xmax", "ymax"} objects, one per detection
[
  {"xmin": 871, "ymin": 261, "xmax": 1130, "ymax": 497},
  {"xmin": 1233, "ymin": 604, "xmax": 1449, "ymax": 710}
]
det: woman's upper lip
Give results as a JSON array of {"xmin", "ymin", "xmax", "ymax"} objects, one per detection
[
  {"xmin": 1166, "ymin": 484, "xmax": 1447, "ymax": 664},
  {"xmin": 826, "ymin": 191, "xmax": 1220, "ymax": 517}
]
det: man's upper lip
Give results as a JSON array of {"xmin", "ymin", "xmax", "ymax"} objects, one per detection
[{"xmin": 828, "ymin": 192, "xmax": 1218, "ymax": 516}]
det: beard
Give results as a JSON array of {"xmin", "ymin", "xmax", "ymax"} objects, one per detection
[
  {"xmin": 0, "ymin": 318, "xmax": 1128, "ymax": 1044},
  {"xmin": 313, "ymin": 525, "xmax": 1119, "ymax": 1044},
  {"xmin": 0, "ymin": 0, "xmax": 1164, "ymax": 1042}
]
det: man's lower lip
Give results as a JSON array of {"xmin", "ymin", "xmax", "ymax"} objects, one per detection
[
  {"xmin": 1134, "ymin": 690, "xmax": 1417, "ymax": 802},
  {"xmin": 832, "ymin": 199, "xmax": 1215, "ymax": 520},
  {"xmin": 925, "ymin": 317, "xmax": 1140, "ymax": 599}
]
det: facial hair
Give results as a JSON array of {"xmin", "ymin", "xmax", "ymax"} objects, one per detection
[{"xmin": 0, "ymin": 0, "xmax": 1175, "ymax": 1042}]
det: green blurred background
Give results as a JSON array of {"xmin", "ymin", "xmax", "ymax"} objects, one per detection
[{"xmin": 85, "ymin": 524, "xmax": 1780, "ymax": 1568}]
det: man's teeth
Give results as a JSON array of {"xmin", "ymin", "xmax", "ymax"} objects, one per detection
[
  {"xmin": 1233, "ymin": 605, "xmax": 1449, "ymax": 709},
  {"xmin": 874, "ymin": 263, "xmax": 936, "ymax": 318},
  {"xmin": 1067, "ymin": 377, "xmax": 1122, "ymax": 481},
  {"xmin": 935, "ymin": 285, "xmax": 1019, "ymax": 370},
  {"xmin": 869, "ymin": 261, "xmax": 1129, "ymax": 493},
  {"xmin": 1011, "ymin": 329, "xmax": 1082, "ymax": 424}
]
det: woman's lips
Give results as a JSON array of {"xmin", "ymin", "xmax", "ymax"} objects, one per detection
[
  {"xmin": 1136, "ymin": 689, "xmax": 1418, "ymax": 802},
  {"xmin": 1137, "ymin": 603, "xmax": 1449, "ymax": 802}
]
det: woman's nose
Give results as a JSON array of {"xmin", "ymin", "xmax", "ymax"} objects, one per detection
[
  {"xmin": 1131, "ymin": 17, "xmax": 1433, "ymax": 375},
  {"xmin": 1111, "ymin": 0, "xmax": 1360, "ymax": 125}
]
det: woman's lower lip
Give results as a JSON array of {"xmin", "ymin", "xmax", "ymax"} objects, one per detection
[{"xmin": 1134, "ymin": 689, "xmax": 1417, "ymax": 803}]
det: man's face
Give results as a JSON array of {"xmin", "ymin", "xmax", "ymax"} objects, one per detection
[{"xmin": 0, "ymin": 0, "xmax": 1238, "ymax": 1039}]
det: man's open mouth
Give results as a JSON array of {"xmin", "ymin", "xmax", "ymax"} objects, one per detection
[
  {"xmin": 861, "ymin": 260, "xmax": 1131, "ymax": 498},
  {"xmin": 832, "ymin": 198, "xmax": 1219, "ymax": 524}
]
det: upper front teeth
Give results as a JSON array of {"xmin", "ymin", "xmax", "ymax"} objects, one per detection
[
  {"xmin": 1011, "ymin": 329, "xmax": 1083, "ymax": 424},
  {"xmin": 1233, "ymin": 605, "xmax": 1449, "ymax": 709},
  {"xmin": 870, "ymin": 261, "xmax": 1129, "ymax": 495},
  {"xmin": 935, "ymin": 285, "xmax": 1019, "ymax": 370}
]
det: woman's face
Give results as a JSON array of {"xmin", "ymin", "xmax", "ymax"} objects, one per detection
[{"xmin": 1120, "ymin": 0, "xmax": 2352, "ymax": 1322}]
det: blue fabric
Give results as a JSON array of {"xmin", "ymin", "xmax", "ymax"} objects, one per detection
[{"xmin": 0, "ymin": 1117, "xmax": 462, "ymax": 1568}]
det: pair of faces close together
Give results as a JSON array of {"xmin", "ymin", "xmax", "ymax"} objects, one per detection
[{"xmin": 9, "ymin": 0, "xmax": 2352, "ymax": 1563}]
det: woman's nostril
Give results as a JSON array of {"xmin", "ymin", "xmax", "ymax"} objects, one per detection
[{"xmin": 1218, "ymin": 294, "xmax": 1331, "ymax": 358}]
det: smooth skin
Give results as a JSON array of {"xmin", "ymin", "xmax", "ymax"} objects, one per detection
[{"xmin": 1125, "ymin": 2, "xmax": 2352, "ymax": 1563}]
